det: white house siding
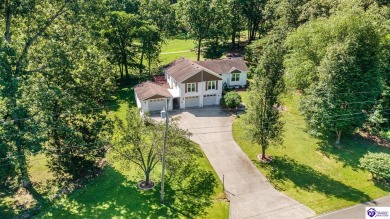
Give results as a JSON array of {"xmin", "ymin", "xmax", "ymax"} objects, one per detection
[
  {"xmin": 222, "ymin": 71, "xmax": 248, "ymax": 87},
  {"xmin": 135, "ymin": 93, "xmax": 149, "ymax": 113},
  {"xmin": 165, "ymin": 71, "xmax": 180, "ymax": 97},
  {"xmin": 179, "ymin": 81, "xmax": 222, "ymax": 109}
]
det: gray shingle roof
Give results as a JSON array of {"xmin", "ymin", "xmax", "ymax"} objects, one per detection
[
  {"xmin": 195, "ymin": 58, "xmax": 250, "ymax": 74},
  {"xmin": 165, "ymin": 57, "xmax": 207, "ymax": 82},
  {"xmin": 134, "ymin": 81, "xmax": 172, "ymax": 100}
]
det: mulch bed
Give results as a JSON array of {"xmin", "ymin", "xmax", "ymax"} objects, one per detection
[
  {"xmin": 137, "ymin": 180, "xmax": 155, "ymax": 190},
  {"xmin": 257, "ymin": 154, "xmax": 273, "ymax": 163}
]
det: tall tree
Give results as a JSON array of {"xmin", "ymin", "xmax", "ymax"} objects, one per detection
[
  {"xmin": 137, "ymin": 23, "xmax": 163, "ymax": 75},
  {"xmin": 243, "ymin": 38, "xmax": 285, "ymax": 160},
  {"xmin": 111, "ymin": 107, "xmax": 192, "ymax": 187},
  {"xmin": 285, "ymin": 8, "xmax": 383, "ymax": 143},
  {"xmin": 139, "ymin": 0, "xmax": 178, "ymax": 37},
  {"xmin": 104, "ymin": 11, "xmax": 140, "ymax": 80},
  {"xmin": 0, "ymin": 0, "xmax": 72, "ymax": 195},
  {"xmin": 240, "ymin": 0, "xmax": 267, "ymax": 42},
  {"xmin": 178, "ymin": 0, "xmax": 225, "ymax": 61},
  {"xmin": 24, "ymin": 1, "xmax": 116, "ymax": 182}
]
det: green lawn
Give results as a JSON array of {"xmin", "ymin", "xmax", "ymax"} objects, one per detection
[
  {"xmin": 160, "ymin": 39, "xmax": 202, "ymax": 65},
  {"xmin": 234, "ymin": 91, "xmax": 390, "ymax": 214},
  {"xmin": 0, "ymin": 86, "xmax": 228, "ymax": 219}
]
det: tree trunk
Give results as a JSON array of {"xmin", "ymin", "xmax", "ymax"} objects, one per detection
[
  {"xmin": 5, "ymin": 0, "xmax": 12, "ymax": 43},
  {"xmin": 139, "ymin": 50, "xmax": 144, "ymax": 75},
  {"xmin": 148, "ymin": 55, "xmax": 151, "ymax": 77},
  {"xmin": 231, "ymin": 32, "xmax": 236, "ymax": 47},
  {"xmin": 119, "ymin": 63, "xmax": 123, "ymax": 80},
  {"xmin": 261, "ymin": 145, "xmax": 266, "ymax": 159},
  {"xmin": 145, "ymin": 169, "xmax": 150, "ymax": 186},
  {"xmin": 124, "ymin": 54, "xmax": 129, "ymax": 79},
  {"xmin": 197, "ymin": 38, "xmax": 202, "ymax": 61},
  {"xmin": 335, "ymin": 130, "xmax": 342, "ymax": 145}
]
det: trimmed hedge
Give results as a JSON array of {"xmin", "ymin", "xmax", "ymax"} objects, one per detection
[{"xmin": 360, "ymin": 152, "xmax": 390, "ymax": 180}]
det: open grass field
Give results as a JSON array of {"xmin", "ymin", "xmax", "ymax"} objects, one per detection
[
  {"xmin": 160, "ymin": 39, "xmax": 200, "ymax": 65},
  {"xmin": 233, "ymin": 92, "xmax": 390, "ymax": 214},
  {"xmin": 0, "ymin": 86, "xmax": 228, "ymax": 219}
]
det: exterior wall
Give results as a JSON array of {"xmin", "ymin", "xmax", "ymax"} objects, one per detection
[
  {"xmin": 135, "ymin": 93, "xmax": 150, "ymax": 113},
  {"xmin": 135, "ymin": 93, "xmax": 172, "ymax": 113},
  {"xmin": 165, "ymin": 70, "xmax": 180, "ymax": 96},
  {"xmin": 223, "ymin": 71, "xmax": 248, "ymax": 87},
  {"xmin": 179, "ymin": 80, "xmax": 222, "ymax": 109}
]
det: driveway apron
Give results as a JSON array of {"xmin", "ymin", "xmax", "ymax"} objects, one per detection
[{"xmin": 154, "ymin": 107, "xmax": 315, "ymax": 219}]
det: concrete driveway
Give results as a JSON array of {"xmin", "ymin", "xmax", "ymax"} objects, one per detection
[{"xmin": 152, "ymin": 107, "xmax": 315, "ymax": 219}]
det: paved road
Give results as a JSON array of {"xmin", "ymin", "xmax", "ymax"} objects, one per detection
[
  {"xmin": 154, "ymin": 107, "xmax": 315, "ymax": 219},
  {"xmin": 312, "ymin": 195, "xmax": 390, "ymax": 219}
]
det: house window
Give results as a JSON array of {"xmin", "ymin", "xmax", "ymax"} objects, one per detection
[
  {"xmin": 207, "ymin": 81, "xmax": 216, "ymax": 90},
  {"xmin": 231, "ymin": 73, "xmax": 240, "ymax": 82},
  {"xmin": 187, "ymin": 83, "xmax": 196, "ymax": 92}
]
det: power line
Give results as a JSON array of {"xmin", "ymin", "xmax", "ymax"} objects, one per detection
[
  {"xmin": 0, "ymin": 141, "xmax": 109, "ymax": 161},
  {"xmin": 0, "ymin": 146, "xmax": 106, "ymax": 167}
]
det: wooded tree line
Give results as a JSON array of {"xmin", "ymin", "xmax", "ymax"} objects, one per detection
[{"xmin": 243, "ymin": 0, "xmax": 390, "ymax": 159}]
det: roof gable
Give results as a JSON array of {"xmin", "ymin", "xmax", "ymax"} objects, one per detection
[
  {"xmin": 134, "ymin": 81, "xmax": 172, "ymax": 100},
  {"xmin": 183, "ymin": 70, "xmax": 222, "ymax": 83},
  {"xmin": 165, "ymin": 57, "xmax": 222, "ymax": 82}
]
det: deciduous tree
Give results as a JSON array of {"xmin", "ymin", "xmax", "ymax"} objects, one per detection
[
  {"xmin": 285, "ymin": 8, "xmax": 383, "ymax": 143},
  {"xmin": 244, "ymin": 38, "xmax": 285, "ymax": 160}
]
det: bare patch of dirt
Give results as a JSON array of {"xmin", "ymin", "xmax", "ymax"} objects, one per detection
[{"xmin": 359, "ymin": 131, "xmax": 390, "ymax": 148}]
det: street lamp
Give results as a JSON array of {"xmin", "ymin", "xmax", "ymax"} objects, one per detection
[{"xmin": 160, "ymin": 98, "xmax": 169, "ymax": 203}]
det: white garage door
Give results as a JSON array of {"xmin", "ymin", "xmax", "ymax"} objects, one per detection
[
  {"xmin": 185, "ymin": 96, "xmax": 199, "ymax": 108},
  {"xmin": 203, "ymin": 94, "xmax": 217, "ymax": 105},
  {"xmin": 148, "ymin": 98, "xmax": 165, "ymax": 111}
]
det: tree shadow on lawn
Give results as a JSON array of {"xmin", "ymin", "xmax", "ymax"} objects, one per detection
[
  {"xmin": 44, "ymin": 166, "xmax": 216, "ymax": 218},
  {"xmin": 317, "ymin": 133, "xmax": 390, "ymax": 170},
  {"xmin": 106, "ymin": 87, "xmax": 136, "ymax": 112},
  {"xmin": 260, "ymin": 156, "xmax": 372, "ymax": 203}
]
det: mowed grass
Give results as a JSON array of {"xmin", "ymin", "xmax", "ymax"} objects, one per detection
[
  {"xmin": 160, "ymin": 39, "xmax": 202, "ymax": 65},
  {"xmin": 34, "ymin": 86, "xmax": 228, "ymax": 218},
  {"xmin": 233, "ymin": 92, "xmax": 390, "ymax": 214}
]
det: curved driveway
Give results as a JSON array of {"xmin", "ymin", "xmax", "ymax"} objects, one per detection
[{"xmin": 155, "ymin": 107, "xmax": 315, "ymax": 219}]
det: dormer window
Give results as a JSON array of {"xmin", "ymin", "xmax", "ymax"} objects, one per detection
[{"xmin": 231, "ymin": 73, "xmax": 240, "ymax": 82}]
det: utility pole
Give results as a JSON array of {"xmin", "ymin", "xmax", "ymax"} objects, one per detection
[{"xmin": 160, "ymin": 98, "xmax": 169, "ymax": 203}]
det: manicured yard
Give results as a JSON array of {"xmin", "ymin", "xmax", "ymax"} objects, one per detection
[
  {"xmin": 233, "ymin": 92, "xmax": 390, "ymax": 214},
  {"xmin": 160, "ymin": 39, "xmax": 200, "ymax": 65},
  {"xmin": 0, "ymin": 86, "xmax": 228, "ymax": 219}
]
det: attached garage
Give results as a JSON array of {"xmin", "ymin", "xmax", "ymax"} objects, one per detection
[
  {"xmin": 148, "ymin": 98, "xmax": 166, "ymax": 111},
  {"xmin": 185, "ymin": 96, "xmax": 199, "ymax": 108},
  {"xmin": 134, "ymin": 81, "xmax": 173, "ymax": 113},
  {"xmin": 203, "ymin": 94, "xmax": 217, "ymax": 105}
]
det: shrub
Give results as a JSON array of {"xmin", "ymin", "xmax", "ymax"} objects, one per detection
[
  {"xmin": 359, "ymin": 152, "xmax": 390, "ymax": 181},
  {"xmin": 223, "ymin": 91, "xmax": 241, "ymax": 108}
]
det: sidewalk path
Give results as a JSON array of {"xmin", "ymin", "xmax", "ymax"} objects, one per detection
[
  {"xmin": 156, "ymin": 107, "xmax": 315, "ymax": 219},
  {"xmin": 312, "ymin": 195, "xmax": 390, "ymax": 219},
  {"xmin": 160, "ymin": 50, "xmax": 191, "ymax": 55}
]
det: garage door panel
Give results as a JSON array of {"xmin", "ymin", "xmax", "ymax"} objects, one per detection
[
  {"xmin": 185, "ymin": 96, "xmax": 199, "ymax": 108},
  {"xmin": 149, "ymin": 99, "xmax": 165, "ymax": 111},
  {"xmin": 203, "ymin": 94, "xmax": 217, "ymax": 105}
]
